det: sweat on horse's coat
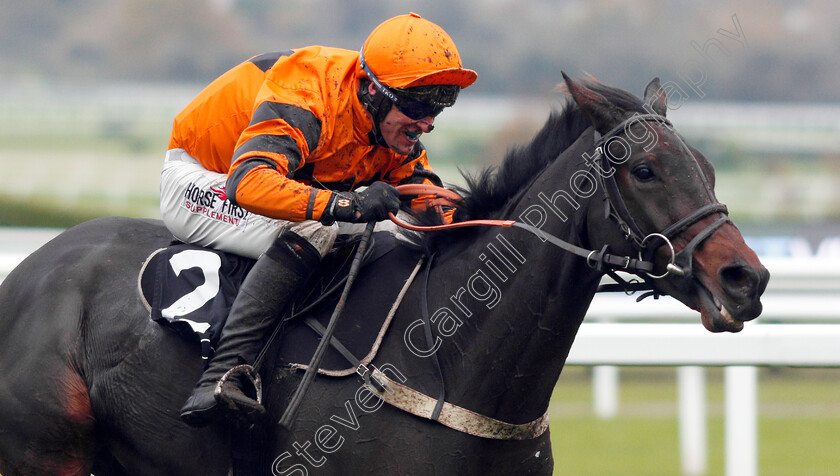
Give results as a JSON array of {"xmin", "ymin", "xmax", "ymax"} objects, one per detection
[{"xmin": 0, "ymin": 76, "xmax": 768, "ymax": 475}]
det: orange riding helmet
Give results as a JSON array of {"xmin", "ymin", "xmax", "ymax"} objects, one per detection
[{"xmin": 360, "ymin": 12, "xmax": 477, "ymax": 90}]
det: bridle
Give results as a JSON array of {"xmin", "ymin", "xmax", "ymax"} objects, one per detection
[
  {"xmin": 389, "ymin": 113, "xmax": 730, "ymax": 291},
  {"xmin": 591, "ymin": 114, "xmax": 730, "ymax": 283}
]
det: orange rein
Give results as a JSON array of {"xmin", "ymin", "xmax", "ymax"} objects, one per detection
[{"xmin": 389, "ymin": 184, "xmax": 516, "ymax": 231}]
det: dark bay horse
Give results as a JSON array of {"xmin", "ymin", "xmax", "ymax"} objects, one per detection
[{"xmin": 0, "ymin": 76, "xmax": 768, "ymax": 475}]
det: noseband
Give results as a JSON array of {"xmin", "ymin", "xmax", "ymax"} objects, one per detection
[{"xmin": 592, "ymin": 114, "xmax": 731, "ymax": 282}]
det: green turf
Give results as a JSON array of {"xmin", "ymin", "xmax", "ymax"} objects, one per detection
[
  {"xmin": 550, "ymin": 415, "xmax": 840, "ymax": 475},
  {"xmin": 549, "ymin": 367, "xmax": 840, "ymax": 475}
]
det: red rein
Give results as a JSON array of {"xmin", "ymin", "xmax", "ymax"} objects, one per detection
[{"xmin": 389, "ymin": 184, "xmax": 516, "ymax": 231}]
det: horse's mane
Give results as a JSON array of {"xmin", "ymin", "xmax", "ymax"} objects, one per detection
[
  {"xmin": 454, "ymin": 80, "xmax": 648, "ymax": 221},
  {"xmin": 408, "ymin": 79, "xmax": 649, "ymax": 252}
]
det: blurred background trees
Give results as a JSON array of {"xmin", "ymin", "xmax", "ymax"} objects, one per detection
[{"xmin": 2, "ymin": 0, "xmax": 838, "ymax": 101}]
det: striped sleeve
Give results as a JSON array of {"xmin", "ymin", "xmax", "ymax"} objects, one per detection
[{"xmin": 227, "ymin": 89, "xmax": 333, "ymax": 222}]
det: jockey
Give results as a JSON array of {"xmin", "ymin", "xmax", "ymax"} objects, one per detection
[{"xmin": 164, "ymin": 12, "xmax": 477, "ymax": 427}]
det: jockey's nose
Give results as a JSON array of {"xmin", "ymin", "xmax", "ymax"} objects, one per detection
[{"xmin": 417, "ymin": 119, "xmax": 435, "ymax": 133}]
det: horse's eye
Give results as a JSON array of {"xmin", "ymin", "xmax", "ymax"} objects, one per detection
[{"xmin": 632, "ymin": 165, "xmax": 655, "ymax": 181}]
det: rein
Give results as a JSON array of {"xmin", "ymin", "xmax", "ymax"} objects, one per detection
[
  {"xmin": 389, "ymin": 184, "xmax": 657, "ymax": 278},
  {"xmin": 391, "ymin": 115, "xmax": 731, "ymax": 286}
]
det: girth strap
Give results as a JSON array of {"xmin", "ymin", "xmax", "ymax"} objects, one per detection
[{"xmin": 364, "ymin": 368, "xmax": 550, "ymax": 440}]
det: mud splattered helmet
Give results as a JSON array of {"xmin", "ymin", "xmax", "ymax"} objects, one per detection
[{"xmin": 359, "ymin": 12, "xmax": 477, "ymax": 121}]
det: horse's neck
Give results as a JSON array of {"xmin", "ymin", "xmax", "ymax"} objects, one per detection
[{"xmin": 430, "ymin": 157, "xmax": 603, "ymax": 423}]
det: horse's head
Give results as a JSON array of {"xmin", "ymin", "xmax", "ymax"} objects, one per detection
[{"xmin": 563, "ymin": 74, "xmax": 769, "ymax": 332}]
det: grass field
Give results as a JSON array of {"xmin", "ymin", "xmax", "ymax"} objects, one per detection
[{"xmin": 548, "ymin": 367, "xmax": 840, "ymax": 475}]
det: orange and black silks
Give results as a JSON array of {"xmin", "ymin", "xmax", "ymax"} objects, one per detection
[{"xmin": 168, "ymin": 47, "xmax": 443, "ymax": 222}]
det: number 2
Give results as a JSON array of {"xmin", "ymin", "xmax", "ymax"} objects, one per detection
[{"xmin": 161, "ymin": 250, "xmax": 222, "ymax": 332}]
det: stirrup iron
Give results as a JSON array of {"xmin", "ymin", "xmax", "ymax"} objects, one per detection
[{"xmin": 215, "ymin": 364, "xmax": 263, "ymax": 405}]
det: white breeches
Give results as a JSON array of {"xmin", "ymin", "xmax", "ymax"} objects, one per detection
[{"xmin": 160, "ymin": 148, "xmax": 339, "ymax": 259}]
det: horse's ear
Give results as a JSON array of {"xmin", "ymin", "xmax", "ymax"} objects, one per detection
[
  {"xmin": 561, "ymin": 72, "xmax": 624, "ymax": 134},
  {"xmin": 643, "ymin": 77, "xmax": 667, "ymax": 117}
]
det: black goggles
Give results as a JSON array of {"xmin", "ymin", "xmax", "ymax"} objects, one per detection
[{"xmin": 360, "ymin": 49, "xmax": 460, "ymax": 120}]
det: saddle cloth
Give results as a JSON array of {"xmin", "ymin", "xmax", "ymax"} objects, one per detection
[{"xmin": 139, "ymin": 232, "xmax": 422, "ymax": 373}]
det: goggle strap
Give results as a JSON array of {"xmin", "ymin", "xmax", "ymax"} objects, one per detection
[{"xmin": 359, "ymin": 48, "xmax": 400, "ymax": 104}]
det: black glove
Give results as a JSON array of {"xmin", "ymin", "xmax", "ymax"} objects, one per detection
[{"xmin": 320, "ymin": 182, "xmax": 401, "ymax": 224}]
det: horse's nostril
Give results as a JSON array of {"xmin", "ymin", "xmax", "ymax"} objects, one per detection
[{"xmin": 719, "ymin": 264, "xmax": 759, "ymax": 297}]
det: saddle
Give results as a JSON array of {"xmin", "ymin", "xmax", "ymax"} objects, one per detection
[{"xmin": 138, "ymin": 232, "xmax": 423, "ymax": 372}]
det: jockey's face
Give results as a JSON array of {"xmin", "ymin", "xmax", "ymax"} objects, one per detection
[{"xmin": 368, "ymin": 82, "xmax": 435, "ymax": 156}]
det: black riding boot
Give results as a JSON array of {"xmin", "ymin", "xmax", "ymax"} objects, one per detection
[{"xmin": 180, "ymin": 231, "xmax": 321, "ymax": 427}]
